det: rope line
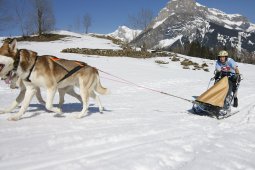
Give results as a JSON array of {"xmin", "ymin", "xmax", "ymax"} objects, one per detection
[
  {"xmin": 100, "ymin": 76, "xmax": 133, "ymax": 85},
  {"xmin": 99, "ymin": 69, "xmax": 194, "ymax": 104}
]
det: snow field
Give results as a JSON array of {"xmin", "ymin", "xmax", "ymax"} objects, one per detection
[{"xmin": 0, "ymin": 33, "xmax": 255, "ymax": 170}]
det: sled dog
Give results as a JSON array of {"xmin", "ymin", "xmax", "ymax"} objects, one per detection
[{"xmin": 0, "ymin": 40, "xmax": 108, "ymax": 120}]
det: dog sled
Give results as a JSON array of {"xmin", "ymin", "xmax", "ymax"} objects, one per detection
[{"xmin": 192, "ymin": 74, "xmax": 241, "ymax": 119}]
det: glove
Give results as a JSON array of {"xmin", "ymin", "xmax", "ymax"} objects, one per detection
[
  {"xmin": 236, "ymin": 73, "xmax": 241, "ymax": 82},
  {"xmin": 214, "ymin": 71, "xmax": 221, "ymax": 80},
  {"xmin": 221, "ymin": 71, "xmax": 230, "ymax": 77},
  {"xmin": 231, "ymin": 73, "xmax": 240, "ymax": 82}
]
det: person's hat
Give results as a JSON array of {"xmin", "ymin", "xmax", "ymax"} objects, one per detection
[{"xmin": 218, "ymin": 50, "xmax": 228, "ymax": 57}]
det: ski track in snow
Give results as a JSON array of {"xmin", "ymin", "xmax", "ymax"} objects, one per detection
[{"xmin": 0, "ymin": 34, "xmax": 255, "ymax": 170}]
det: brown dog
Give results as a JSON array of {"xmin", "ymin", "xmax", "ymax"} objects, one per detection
[{"xmin": 0, "ymin": 40, "xmax": 108, "ymax": 120}]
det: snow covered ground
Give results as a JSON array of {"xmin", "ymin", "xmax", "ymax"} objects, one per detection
[{"xmin": 0, "ymin": 32, "xmax": 255, "ymax": 170}]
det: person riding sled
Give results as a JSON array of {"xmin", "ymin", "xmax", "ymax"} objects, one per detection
[{"xmin": 214, "ymin": 50, "xmax": 241, "ymax": 107}]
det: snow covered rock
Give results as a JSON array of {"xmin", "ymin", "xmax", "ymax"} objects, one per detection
[{"xmin": 108, "ymin": 26, "xmax": 142, "ymax": 43}]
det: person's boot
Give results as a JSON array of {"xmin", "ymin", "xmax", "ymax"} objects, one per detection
[{"xmin": 233, "ymin": 97, "xmax": 238, "ymax": 107}]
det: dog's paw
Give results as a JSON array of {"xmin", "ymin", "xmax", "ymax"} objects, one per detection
[
  {"xmin": 51, "ymin": 107, "xmax": 62, "ymax": 114},
  {"xmin": 75, "ymin": 114, "xmax": 83, "ymax": 119},
  {"xmin": 99, "ymin": 107, "xmax": 104, "ymax": 113},
  {"xmin": 74, "ymin": 113, "xmax": 87, "ymax": 119},
  {"xmin": 8, "ymin": 115, "xmax": 20, "ymax": 121}
]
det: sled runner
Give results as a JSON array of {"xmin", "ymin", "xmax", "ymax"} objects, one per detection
[{"xmin": 193, "ymin": 74, "xmax": 241, "ymax": 119}]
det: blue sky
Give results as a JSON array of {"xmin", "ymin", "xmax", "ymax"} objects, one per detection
[
  {"xmin": 52, "ymin": 0, "xmax": 255, "ymax": 34},
  {"xmin": 52, "ymin": 0, "xmax": 171, "ymax": 33},
  {"xmin": 1, "ymin": 0, "xmax": 255, "ymax": 36}
]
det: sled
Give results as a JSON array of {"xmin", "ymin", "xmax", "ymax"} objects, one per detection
[{"xmin": 192, "ymin": 76, "xmax": 241, "ymax": 119}]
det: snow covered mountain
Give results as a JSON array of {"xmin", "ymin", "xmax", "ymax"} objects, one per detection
[
  {"xmin": 131, "ymin": 0, "xmax": 255, "ymax": 52},
  {"xmin": 108, "ymin": 26, "xmax": 142, "ymax": 42}
]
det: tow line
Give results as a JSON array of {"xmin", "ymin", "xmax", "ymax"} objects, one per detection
[{"xmin": 98, "ymin": 69, "xmax": 194, "ymax": 104}]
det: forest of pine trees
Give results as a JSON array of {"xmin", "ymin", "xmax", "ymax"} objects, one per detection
[{"xmin": 171, "ymin": 41, "xmax": 255, "ymax": 64}]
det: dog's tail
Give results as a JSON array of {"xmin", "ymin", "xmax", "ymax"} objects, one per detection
[{"xmin": 95, "ymin": 75, "xmax": 109, "ymax": 95}]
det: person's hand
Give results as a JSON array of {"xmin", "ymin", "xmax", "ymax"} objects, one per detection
[
  {"xmin": 214, "ymin": 71, "xmax": 220, "ymax": 80},
  {"xmin": 232, "ymin": 73, "xmax": 241, "ymax": 82},
  {"xmin": 236, "ymin": 73, "xmax": 241, "ymax": 82}
]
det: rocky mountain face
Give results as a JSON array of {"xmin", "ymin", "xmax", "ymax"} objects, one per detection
[{"xmin": 131, "ymin": 0, "xmax": 255, "ymax": 53}]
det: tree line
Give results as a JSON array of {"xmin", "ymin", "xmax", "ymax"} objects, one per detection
[{"xmin": 172, "ymin": 41, "xmax": 255, "ymax": 64}]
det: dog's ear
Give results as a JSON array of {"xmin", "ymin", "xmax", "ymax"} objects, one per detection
[
  {"xmin": 30, "ymin": 51, "xmax": 38, "ymax": 58},
  {"xmin": 9, "ymin": 39, "xmax": 17, "ymax": 53},
  {"xmin": 19, "ymin": 50, "xmax": 36, "ymax": 71},
  {"xmin": 20, "ymin": 50, "xmax": 37, "ymax": 63}
]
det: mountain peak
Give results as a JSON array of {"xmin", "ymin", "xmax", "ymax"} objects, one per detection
[
  {"xmin": 131, "ymin": 0, "xmax": 255, "ymax": 53},
  {"xmin": 167, "ymin": 0, "xmax": 197, "ymax": 13},
  {"xmin": 152, "ymin": 0, "xmax": 198, "ymax": 28},
  {"xmin": 168, "ymin": 0, "xmax": 196, "ymax": 8},
  {"xmin": 151, "ymin": 0, "xmax": 253, "ymax": 31},
  {"xmin": 108, "ymin": 26, "xmax": 142, "ymax": 42}
]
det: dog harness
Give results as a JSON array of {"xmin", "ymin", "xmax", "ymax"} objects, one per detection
[
  {"xmin": 13, "ymin": 50, "xmax": 85, "ymax": 83},
  {"xmin": 49, "ymin": 57, "xmax": 86, "ymax": 83},
  {"xmin": 26, "ymin": 55, "xmax": 39, "ymax": 82}
]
